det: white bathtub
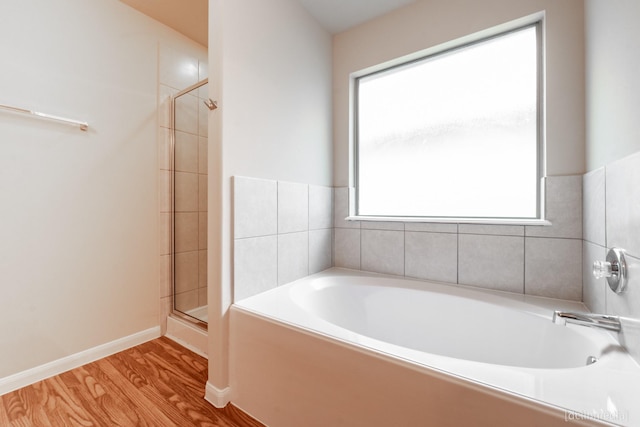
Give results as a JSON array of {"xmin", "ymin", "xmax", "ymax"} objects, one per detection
[{"xmin": 231, "ymin": 269, "xmax": 640, "ymax": 426}]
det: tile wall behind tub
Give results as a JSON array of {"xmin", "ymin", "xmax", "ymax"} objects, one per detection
[
  {"xmin": 334, "ymin": 175, "xmax": 584, "ymax": 300},
  {"xmin": 158, "ymin": 43, "xmax": 208, "ymax": 333},
  {"xmin": 233, "ymin": 177, "xmax": 334, "ymax": 301},
  {"xmin": 583, "ymin": 151, "xmax": 640, "ymax": 364}
]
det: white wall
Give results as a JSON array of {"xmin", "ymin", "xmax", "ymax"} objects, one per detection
[
  {"xmin": 0, "ymin": 0, "xmax": 196, "ymax": 380},
  {"xmin": 585, "ymin": 0, "xmax": 640, "ymax": 171},
  {"xmin": 207, "ymin": 0, "xmax": 333, "ymax": 397},
  {"xmin": 333, "ymin": 0, "xmax": 586, "ymax": 186}
]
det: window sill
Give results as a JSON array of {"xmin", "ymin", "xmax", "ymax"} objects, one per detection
[{"xmin": 346, "ymin": 216, "xmax": 552, "ymax": 226}]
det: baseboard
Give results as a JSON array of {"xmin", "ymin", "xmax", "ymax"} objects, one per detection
[
  {"xmin": 205, "ymin": 381, "xmax": 231, "ymax": 408},
  {"xmin": 0, "ymin": 326, "xmax": 161, "ymax": 396}
]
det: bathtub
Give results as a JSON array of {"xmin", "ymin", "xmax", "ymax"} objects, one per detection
[{"xmin": 230, "ymin": 269, "xmax": 640, "ymax": 426}]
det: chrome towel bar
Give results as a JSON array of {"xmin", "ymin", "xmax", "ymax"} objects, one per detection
[{"xmin": 0, "ymin": 103, "xmax": 88, "ymax": 131}]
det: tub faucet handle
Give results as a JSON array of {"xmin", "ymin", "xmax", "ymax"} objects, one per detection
[
  {"xmin": 592, "ymin": 260, "xmax": 613, "ymax": 279},
  {"xmin": 592, "ymin": 248, "xmax": 628, "ymax": 294}
]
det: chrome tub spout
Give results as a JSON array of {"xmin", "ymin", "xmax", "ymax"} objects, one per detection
[{"xmin": 552, "ymin": 311, "xmax": 621, "ymax": 332}]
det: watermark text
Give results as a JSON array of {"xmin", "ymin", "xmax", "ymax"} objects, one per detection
[{"xmin": 565, "ymin": 409, "xmax": 628, "ymax": 423}]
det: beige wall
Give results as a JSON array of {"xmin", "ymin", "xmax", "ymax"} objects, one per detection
[
  {"xmin": 333, "ymin": 0, "xmax": 586, "ymax": 187},
  {"xmin": 585, "ymin": 0, "xmax": 640, "ymax": 171},
  {"xmin": 0, "ymin": 0, "xmax": 195, "ymax": 379},
  {"xmin": 207, "ymin": 0, "xmax": 333, "ymax": 396},
  {"xmin": 217, "ymin": 1, "xmax": 333, "ymax": 186}
]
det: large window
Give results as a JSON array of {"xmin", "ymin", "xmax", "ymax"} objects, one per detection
[{"xmin": 354, "ymin": 23, "xmax": 542, "ymax": 220}]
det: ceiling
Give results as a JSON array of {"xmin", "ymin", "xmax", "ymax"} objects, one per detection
[
  {"xmin": 299, "ymin": 0, "xmax": 415, "ymax": 34},
  {"xmin": 120, "ymin": 0, "xmax": 415, "ymax": 46},
  {"xmin": 119, "ymin": 0, "xmax": 209, "ymax": 46}
]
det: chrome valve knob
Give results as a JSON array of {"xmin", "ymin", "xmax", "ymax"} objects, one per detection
[
  {"xmin": 592, "ymin": 260, "xmax": 614, "ymax": 279},
  {"xmin": 592, "ymin": 248, "xmax": 628, "ymax": 294}
]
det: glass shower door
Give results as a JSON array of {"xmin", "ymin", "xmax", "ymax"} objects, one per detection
[{"xmin": 172, "ymin": 79, "xmax": 208, "ymax": 324}]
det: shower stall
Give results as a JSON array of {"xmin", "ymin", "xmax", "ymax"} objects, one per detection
[{"xmin": 171, "ymin": 78, "xmax": 209, "ymax": 325}]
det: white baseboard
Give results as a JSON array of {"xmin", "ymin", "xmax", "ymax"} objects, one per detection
[
  {"xmin": 0, "ymin": 326, "xmax": 161, "ymax": 396},
  {"xmin": 205, "ymin": 381, "xmax": 231, "ymax": 408}
]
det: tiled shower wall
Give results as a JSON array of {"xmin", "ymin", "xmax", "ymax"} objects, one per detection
[
  {"xmin": 158, "ymin": 43, "xmax": 208, "ymax": 333},
  {"xmin": 233, "ymin": 176, "xmax": 333, "ymax": 301},
  {"xmin": 583, "ymin": 151, "xmax": 640, "ymax": 362},
  {"xmin": 172, "ymin": 81, "xmax": 209, "ymax": 314},
  {"xmin": 333, "ymin": 175, "xmax": 584, "ymax": 300}
]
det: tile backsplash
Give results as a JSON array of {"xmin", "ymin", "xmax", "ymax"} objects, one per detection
[
  {"xmin": 234, "ymin": 175, "xmax": 584, "ymax": 301},
  {"xmin": 233, "ymin": 177, "xmax": 333, "ymax": 301},
  {"xmin": 333, "ymin": 175, "xmax": 584, "ymax": 300},
  {"xmin": 583, "ymin": 150, "xmax": 640, "ymax": 363}
]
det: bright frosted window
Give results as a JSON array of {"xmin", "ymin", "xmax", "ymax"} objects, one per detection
[{"xmin": 355, "ymin": 24, "xmax": 541, "ymax": 219}]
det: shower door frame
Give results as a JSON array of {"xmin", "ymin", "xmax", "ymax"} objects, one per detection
[{"xmin": 170, "ymin": 78, "xmax": 209, "ymax": 329}]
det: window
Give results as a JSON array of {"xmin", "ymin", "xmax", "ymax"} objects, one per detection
[{"xmin": 354, "ymin": 22, "xmax": 542, "ymax": 221}]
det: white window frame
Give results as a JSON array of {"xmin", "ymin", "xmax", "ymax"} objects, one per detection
[{"xmin": 349, "ymin": 15, "xmax": 548, "ymax": 225}]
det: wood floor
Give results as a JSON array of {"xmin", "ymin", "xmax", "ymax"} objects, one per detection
[{"xmin": 0, "ymin": 337, "xmax": 265, "ymax": 427}]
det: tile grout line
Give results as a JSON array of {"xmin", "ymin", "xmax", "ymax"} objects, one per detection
[
  {"xmin": 403, "ymin": 226, "xmax": 406, "ymax": 278},
  {"xmin": 359, "ymin": 221, "xmax": 362, "ymax": 271},
  {"xmin": 603, "ymin": 167, "xmax": 608, "ymax": 313},
  {"xmin": 358, "ymin": 191, "xmax": 362, "ymax": 271},
  {"xmin": 403, "ymin": 224, "xmax": 406, "ymax": 277},
  {"xmin": 456, "ymin": 224, "xmax": 459, "ymax": 285},
  {"xmin": 307, "ymin": 184, "xmax": 310, "ymax": 276},
  {"xmin": 522, "ymin": 234, "xmax": 526, "ymax": 295}
]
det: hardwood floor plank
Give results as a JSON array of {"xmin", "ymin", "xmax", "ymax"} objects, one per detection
[
  {"xmin": 0, "ymin": 338, "xmax": 265, "ymax": 427},
  {"xmin": 144, "ymin": 351, "xmax": 206, "ymax": 396},
  {"xmin": 0, "ymin": 394, "xmax": 9, "ymax": 426},
  {"xmin": 156, "ymin": 336, "xmax": 208, "ymax": 373},
  {"xmin": 3, "ymin": 391, "xmax": 30, "ymax": 423},
  {"xmin": 113, "ymin": 357, "xmax": 206, "ymax": 426},
  {"xmin": 42, "ymin": 376, "xmax": 96, "ymax": 427},
  {"xmin": 63, "ymin": 368, "xmax": 129, "ymax": 427},
  {"xmin": 107, "ymin": 351, "xmax": 149, "ymax": 390},
  {"xmin": 70, "ymin": 367, "xmax": 106, "ymax": 399},
  {"xmin": 143, "ymin": 338, "xmax": 207, "ymax": 379},
  {"xmin": 96, "ymin": 359, "xmax": 177, "ymax": 426},
  {"xmin": 17, "ymin": 381, "xmax": 53, "ymax": 427},
  {"xmin": 10, "ymin": 416, "xmax": 33, "ymax": 427},
  {"xmin": 221, "ymin": 404, "xmax": 267, "ymax": 427},
  {"xmin": 82, "ymin": 360, "xmax": 157, "ymax": 426},
  {"xmin": 115, "ymin": 345, "xmax": 235, "ymax": 427}
]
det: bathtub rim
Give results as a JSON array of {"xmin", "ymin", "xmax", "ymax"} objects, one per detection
[
  {"xmin": 232, "ymin": 267, "xmax": 640, "ymax": 426},
  {"xmin": 230, "ymin": 305, "xmax": 615, "ymax": 427}
]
